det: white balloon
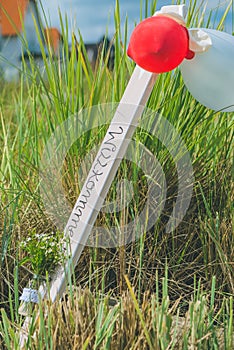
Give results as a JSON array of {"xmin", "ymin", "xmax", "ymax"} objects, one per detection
[{"xmin": 180, "ymin": 29, "xmax": 234, "ymax": 112}]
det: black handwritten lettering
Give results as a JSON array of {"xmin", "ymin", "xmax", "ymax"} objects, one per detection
[
  {"xmin": 67, "ymin": 125, "xmax": 124, "ymax": 238},
  {"xmin": 92, "ymin": 168, "xmax": 103, "ymax": 179},
  {"xmin": 74, "ymin": 208, "xmax": 82, "ymax": 218},
  {"xmin": 76, "ymin": 192, "xmax": 91, "ymax": 210},
  {"xmin": 86, "ymin": 179, "xmax": 95, "ymax": 190},
  {"xmin": 67, "ymin": 226, "xmax": 74, "ymax": 237},
  {"xmin": 89, "ymin": 169, "xmax": 103, "ymax": 182},
  {"xmin": 100, "ymin": 148, "xmax": 112, "ymax": 159},
  {"xmin": 104, "ymin": 127, "xmax": 124, "ymax": 151},
  {"xmin": 96, "ymin": 154, "xmax": 108, "ymax": 167}
]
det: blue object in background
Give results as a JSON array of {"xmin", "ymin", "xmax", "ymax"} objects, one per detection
[{"xmin": 39, "ymin": 0, "xmax": 233, "ymax": 44}]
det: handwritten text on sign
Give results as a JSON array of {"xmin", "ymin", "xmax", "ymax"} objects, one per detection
[{"xmin": 66, "ymin": 126, "xmax": 124, "ymax": 237}]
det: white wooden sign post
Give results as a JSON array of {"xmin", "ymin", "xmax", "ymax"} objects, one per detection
[
  {"xmin": 49, "ymin": 65, "xmax": 158, "ymax": 301},
  {"xmin": 19, "ymin": 5, "xmax": 190, "ymax": 347},
  {"xmin": 19, "ymin": 65, "xmax": 158, "ymax": 347}
]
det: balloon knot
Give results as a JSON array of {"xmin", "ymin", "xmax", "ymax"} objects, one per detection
[{"xmin": 186, "ymin": 50, "xmax": 195, "ymax": 60}]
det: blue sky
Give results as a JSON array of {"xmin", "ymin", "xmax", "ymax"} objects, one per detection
[{"xmin": 39, "ymin": 0, "xmax": 233, "ymax": 43}]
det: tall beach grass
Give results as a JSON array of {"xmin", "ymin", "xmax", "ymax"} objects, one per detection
[{"xmin": 0, "ymin": 0, "xmax": 233, "ymax": 348}]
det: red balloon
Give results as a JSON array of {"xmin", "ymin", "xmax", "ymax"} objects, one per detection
[{"xmin": 127, "ymin": 16, "xmax": 191, "ymax": 73}]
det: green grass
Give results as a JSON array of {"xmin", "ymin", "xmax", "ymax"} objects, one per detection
[
  {"xmin": 0, "ymin": 0, "xmax": 233, "ymax": 349},
  {"xmin": 0, "ymin": 273, "xmax": 233, "ymax": 349}
]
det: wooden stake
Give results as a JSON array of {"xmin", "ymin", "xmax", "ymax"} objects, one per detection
[{"xmin": 19, "ymin": 66, "xmax": 158, "ymax": 347}]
